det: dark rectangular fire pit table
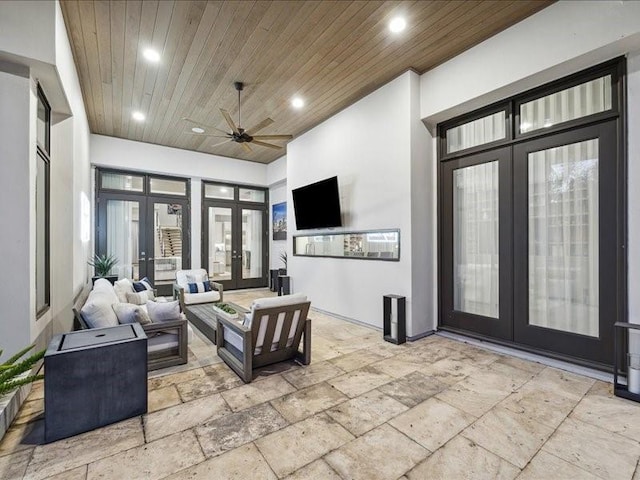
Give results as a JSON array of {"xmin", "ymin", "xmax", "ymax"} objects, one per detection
[{"xmin": 184, "ymin": 302, "xmax": 249, "ymax": 344}]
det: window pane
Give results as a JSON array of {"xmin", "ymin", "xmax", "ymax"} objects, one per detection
[
  {"xmin": 37, "ymin": 96, "xmax": 47, "ymax": 150},
  {"xmin": 242, "ymin": 209, "xmax": 263, "ymax": 279},
  {"xmin": 36, "ymin": 154, "xmax": 48, "ymax": 312},
  {"xmin": 528, "ymin": 139, "xmax": 599, "ymax": 337},
  {"xmin": 446, "ymin": 111, "xmax": 505, "ymax": 153},
  {"xmin": 101, "ymin": 173, "xmax": 144, "ymax": 192},
  {"xmin": 204, "ymin": 184, "xmax": 234, "ymax": 200},
  {"xmin": 453, "ymin": 161, "xmax": 499, "ymax": 318},
  {"xmin": 239, "ymin": 188, "xmax": 265, "ymax": 203},
  {"xmin": 106, "ymin": 200, "xmax": 140, "ymax": 279},
  {"xmin": 520, "ymin": 75, "xmax": 611, "ymax": 133},
  {"xmin": 150, "ymin": 177, "xmax": 187, "ymax": 196},
  {"xmin": 153, "ymin": 203, "xmax": 183, "ymax": 286},
  {"xmin": 208, "ymin": 207, "xmax": 233, "ymax": 281}
]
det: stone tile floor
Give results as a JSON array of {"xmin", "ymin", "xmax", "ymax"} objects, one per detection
[{"xmin": 2, "ymin": 289, "xmax": 640, "ymax": 479}]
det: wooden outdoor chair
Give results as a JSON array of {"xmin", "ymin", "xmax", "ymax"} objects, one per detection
[{"xmin": 216, "ymin": 294, "xmax": 311, "ymax": 383}]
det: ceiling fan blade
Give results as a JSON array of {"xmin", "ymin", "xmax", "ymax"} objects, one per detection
[
  {"xmin": 246, "ymin": 117, "xmax": 273, "ymax": 135},
  {"xmin": 220, "ymin": 109, "xmax": 239, "ymax": 135},
  {"xmin": 241, "ymin": 142, "xmax": 253, "ymax": 153},
  {"xmin": 251, "ymin": 139, "xmax": 283, "ymax": 150},
  {"xmin": 251, "ymin": 134, "xmax": 293, "ymax": 140},
  {"xmin": 184, "ymin": 132, "xmax": 229, "ymax": 138},
  {"xmin": 210, "ymin": 139, "xmax": 233, "ymax": 148},
  {"xmin": 182, "ymin": 117, "xmax": 229, "ymax": 135}
]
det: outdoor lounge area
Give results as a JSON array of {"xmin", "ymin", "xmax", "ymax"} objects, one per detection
[
  {"xmin": 3, "ymin": 0, "xmax": 640, "ymax": 479},
  {"xmin": 2, "ymin": 289, "xmax": 640, "ymax": 479}
]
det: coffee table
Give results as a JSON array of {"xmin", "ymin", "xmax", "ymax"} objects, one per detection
[{"xmin": 185, "ymin": 302, "xmax": 249, "ymax": 345}]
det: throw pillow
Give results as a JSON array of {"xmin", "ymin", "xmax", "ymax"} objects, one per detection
[
  {"xmin": 112, "ymin": 303, "xmax": 152, "ymax": 326},
  {"xmin": 126, "ymin": 290, "xmax": 155, "ymax": 305},
  {"xmin": 188, "ymin": 281, "xmax": 212, "ymax": 294},
  {"xmin": 114, "ymin": 278, "xmax": 135, "ymax": 303},
  {"xmin": 133, "ymin": 276, "xmax": 154, "ymax": 292},
  {"xmin": 146, "ymin": 299, "xmax": 180, "ymax": 322},
  {"xmin": 80, "ymin": 291, "xmax": 119, "ymax": 329}
]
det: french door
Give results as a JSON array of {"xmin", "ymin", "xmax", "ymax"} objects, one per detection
[
  {"xmin": 202, "ymin": 183, "xmax": 268, "ymax": 290},
  {"xmin": 95, "ymin": 171, "xmax": 191, "ymax": 296},
  {"xmin": 441, "ymin": 120, "xmax": 621, "ymax": 366}
]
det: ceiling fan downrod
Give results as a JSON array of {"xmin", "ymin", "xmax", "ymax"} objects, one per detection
[{"xmin": 234, "ymin": 81, "xmax": 244, "ymax": 131}]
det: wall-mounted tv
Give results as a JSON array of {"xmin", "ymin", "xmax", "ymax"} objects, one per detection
[{"xmin": 292, "ymin": 176, "xmax": 342, "ymax": 230}]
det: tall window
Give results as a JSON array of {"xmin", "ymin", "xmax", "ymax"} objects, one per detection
[{"xmin": 36, "ymin": 85, "xmax": 50, "ymax": 316}]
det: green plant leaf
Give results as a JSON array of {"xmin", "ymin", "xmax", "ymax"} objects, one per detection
[
  {"xmin": 0, "ymin": 374, "xmax": 43, "ymax": 396},
  {"xmin": 1, "ymin": 344, "xmax": 35, "ymax": 366}
]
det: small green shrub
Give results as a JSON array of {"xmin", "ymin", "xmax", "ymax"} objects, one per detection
[
  {"xmin": 88, "ymin": 253, "xmax": 118, "ymax": 277},
  {"xmin": 0, "ymin": 345, "xmax": 45, "ymax": 397}
]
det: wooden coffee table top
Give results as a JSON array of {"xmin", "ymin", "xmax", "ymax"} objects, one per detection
[{"xmin": 187, "ymin": 302, "xmax": 249, "ymax": 318}]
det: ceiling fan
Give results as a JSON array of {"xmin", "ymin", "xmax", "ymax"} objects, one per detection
[{"xmin": 183, "ymin": 81, "xmax": 293, "ymax": 153}]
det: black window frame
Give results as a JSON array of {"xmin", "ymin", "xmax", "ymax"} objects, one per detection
[{"xmin": 36, "ymin": 84, "xmax": 51, "ymax": 318}]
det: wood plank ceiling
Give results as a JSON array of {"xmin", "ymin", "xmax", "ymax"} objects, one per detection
[{"xmin": 60, "ymin": 0, "xmax": 552, "ymax": 164}]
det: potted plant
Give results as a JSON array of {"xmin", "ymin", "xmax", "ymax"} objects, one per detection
[
  {"xmin": 89, "ymin": 253, "xmax": 118, "ymax": 285},
  {"xmin": 279, "ymin": 251, "xmax": 287, "ymax": 275},
  {"xmin": 0, "ymin": 345, "xmax": 45, "ymax": 397},
  {"xmin": 212, "ymin": 302, "xmax": 239, "ymax": 321}
]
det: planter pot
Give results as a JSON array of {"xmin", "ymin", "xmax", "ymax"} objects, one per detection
[
  {"xmin": 278, "ymin": 268, "xmax": 287, "ymax": 275},
  {"xmin": 212, "ymin": 304, "xmax": 239, "ymax": 322},
  {"xmin": 92, "ymin": 275, "xmax": 118, "ymax": 286}
]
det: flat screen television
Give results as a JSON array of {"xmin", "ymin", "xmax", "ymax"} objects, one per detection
[{"xmin": 292, "ymin": 176, "xmax": 342, "ymax": 230}]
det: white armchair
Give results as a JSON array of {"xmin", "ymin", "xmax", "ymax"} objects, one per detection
[{"xmin": 173, "ymin": 268, "xmax": 223, "ymax": 310}]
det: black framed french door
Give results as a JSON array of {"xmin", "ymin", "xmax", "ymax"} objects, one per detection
[
  {"xmin": 96, "ymin": 193, "xmax": 190, "ymax": 296},
  {"xmin": 512, "ymin": 121, "xmax": 619, "ymax": 365},
  {"xmin": 441, "ymin": 147, "xmax": 513, "ymax": 340},
  {"xmin": 202, "ymin": 200, "xmax": 268, "ymax": 290}
]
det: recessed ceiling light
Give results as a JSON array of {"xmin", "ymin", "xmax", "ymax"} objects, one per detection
[
  {"xmin": 191, "ymin": 127, "xmax": 205, "ymax": 134},
  {"xmin": 132, "ymin": 111, "xmax": 145, "ymax": 122},
  {"xmin": 143, "ymin": 48, "xmax": 161, "ymax": 63},
  {"xmin": 291, "ymin": 97, "xmax": 305, "ymax": 109},
  {"xmin": 389, "ymin": 17, "xmax": 406, "ymax": 33}
]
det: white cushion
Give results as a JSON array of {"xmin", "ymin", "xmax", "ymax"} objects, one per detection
[
  {"xmin": 112, "ymin": 303, "xmax": 152, "ymax": 326},
  {"xmin": 223, "ymin": 326, "xmax": 244, "ymax": 352},
  {"xmin": 147, "ymin": 300, "xmax": 181, "ymax": 322},
  {"xmin": 126, "ymin": 290, "xmax": 155, "ymax": 305},
  {"xmin": 80, "ymin": 291, "xmax": 119, "ymax": 328},
  {"xmin": 183, "ymin": 290, "xmax": 220, "ymax": 305},
  {"xmin": 114, "ymin": 278, "xmax": 135, "ymax": 303},
  {"xmin": 91, "ymin": 279, "xmax": 119, "ymax": 305},
  {"xmin": 148, "ymin": 333, "xmax": 179, "ymax": 353},
  {"xmin": 249, "ymin": 293, "xmax": 307, "ymax": 313},
  {"xmin": 176, "ymin": 269, "xmax": 208, "ymax": 287}
]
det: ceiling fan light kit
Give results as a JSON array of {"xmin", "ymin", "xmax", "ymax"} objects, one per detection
[{"xmin": 184, "ymin": 81, "xmax": 293, "ymax": 154}]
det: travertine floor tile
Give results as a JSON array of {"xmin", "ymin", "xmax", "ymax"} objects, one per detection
[
  {"xmin": 163, "ymin": 443, "xmax": 277, "ymax": 480},
  {"xmin": 325, "ymin": 424, "xmax": 428, "ymax": 480},
  {"xmin": 500, "ymin": 383, "xmax": 578, "ymax": 430},
  {"xmin": 368, "ymin": 356, "xmax": 423, "ymax": 379},
  {"xmin": 462, "ymin": 406, "xmax": 555, "ymax": 469},
  {"xmin": 284, "ymin": 459, "xmax": 341, "ymax": 480},
  {"xmin": 221, "ymin": 375, "xmax": 296, "ymax": 412},
  {"xmin": 86, "ymin": 429, "xmax": 204, "ymax": 480},
  {"xmin": 419, "ymin": 357, "xmax": 478, "ymax": 385},
  {"xmin": 408, "ymin": 344, "xmax": 458, "ymax": 364},
  {"xmin": 27, "ymin": 382, "xmax": 44, "ymax": 401},
  {"xmin": 255, "ymin": 414, "xmax": 354, "ymax": 477},
  {"xmin": 389, "ymin": 398, "xmax": 475, "ymax": 452},
  {"xmin": 0, "ymin": 449, "xmax": 31, "ymax": 480},
  {"xmin": 176, "ymin": 363, "xmax": 244, "ymax": 402},
  {"xmin": 436, "ymin": 369, "xmax": 527, "ymax": 418},
  {"xmin": 147, "ymin": 385, "xmax": 181, "ymax": 413},
  {"xmin": 587, "ymin": 380, "xmax": 614, "ymax": 397},
  {"xmin": 13, "ymin": 399, "xmax": 44, "ymax": 426},
  {"xmin": 517, "ymin": 450, "xmax": 600, "ymax": 480},
  {"xmin": 542, "ymin": 418, "xmax": 640, "ymax": 480},
  {"xmin": 532, "ymin": 367, "xmax": 594, "ymax": 400},
  {"xmin": 271, "ymin": 382, "xmax": 348, "ymax": 423},
  {"xmin": 24, "ymin": 417, "xmax": 144, "ymax": 480},
  {"xmin": 326, "ymin": 390, "xmax": 408, "ymax": 436},
  {"xmin": 407, "ymin": 435, "xmax": 519, "ymax": 480},
  {"xmin": 282, "ymin": 362, "xmax": 345, "ymax": 390},
  {"xmin": 0, "ymin": 420, "xmax": 41, "ymax": 458},
  {"xmin": 43, "ymin": 465, "xmax": 87, "ymax": 480},
  {"xmin": 329, "ymin": 350, "xmax": 389, "ymax": 373},
  {"xmin": 147, "ymin": 368, "xmax": 205, "ymax": 391},
  {"xmin": 377, "ymin": 372, "xmax": 447, "ymax": 408},
  {"xmin": 327, "ymin": 366, "xmax": 393, "ymax": 398},
  {"xmin": 196, "ymin": 402, "xmax": 288, "ymax": 458},
  {"xmin": 570, "ymin": 394, "xmax": 640, "ymax": 442},
  {"xmin": 492, "ymin": 355, "xmax": 544, "ymax": 375},
  {"xmin": 144, "ymin": 394, "xmax": 230, "ymax": 442}
]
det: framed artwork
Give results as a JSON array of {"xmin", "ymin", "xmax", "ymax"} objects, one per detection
[{"xmin": 272, "ymin": 202, "xmax": 287, "ymax": 240}]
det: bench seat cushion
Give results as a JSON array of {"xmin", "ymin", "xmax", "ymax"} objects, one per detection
[{"xmin": 184, "ymin": 290, "xmax": 220, "ymax": 305}]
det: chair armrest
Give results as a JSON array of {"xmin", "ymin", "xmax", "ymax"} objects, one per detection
[
  {"xmin": 173, "ymin": 283, "xmax": 185, "ymax": 311},
  {"xmin": 211, "ymin": 281, "xmax": 223, "ymax": 302},
  {"xmin": 143, "ymin": 318, "xmax": 187, "ymax": 336},
  {"xmin": 216, "ymin": 316, "xmax": 248, "ymax": 335}
]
